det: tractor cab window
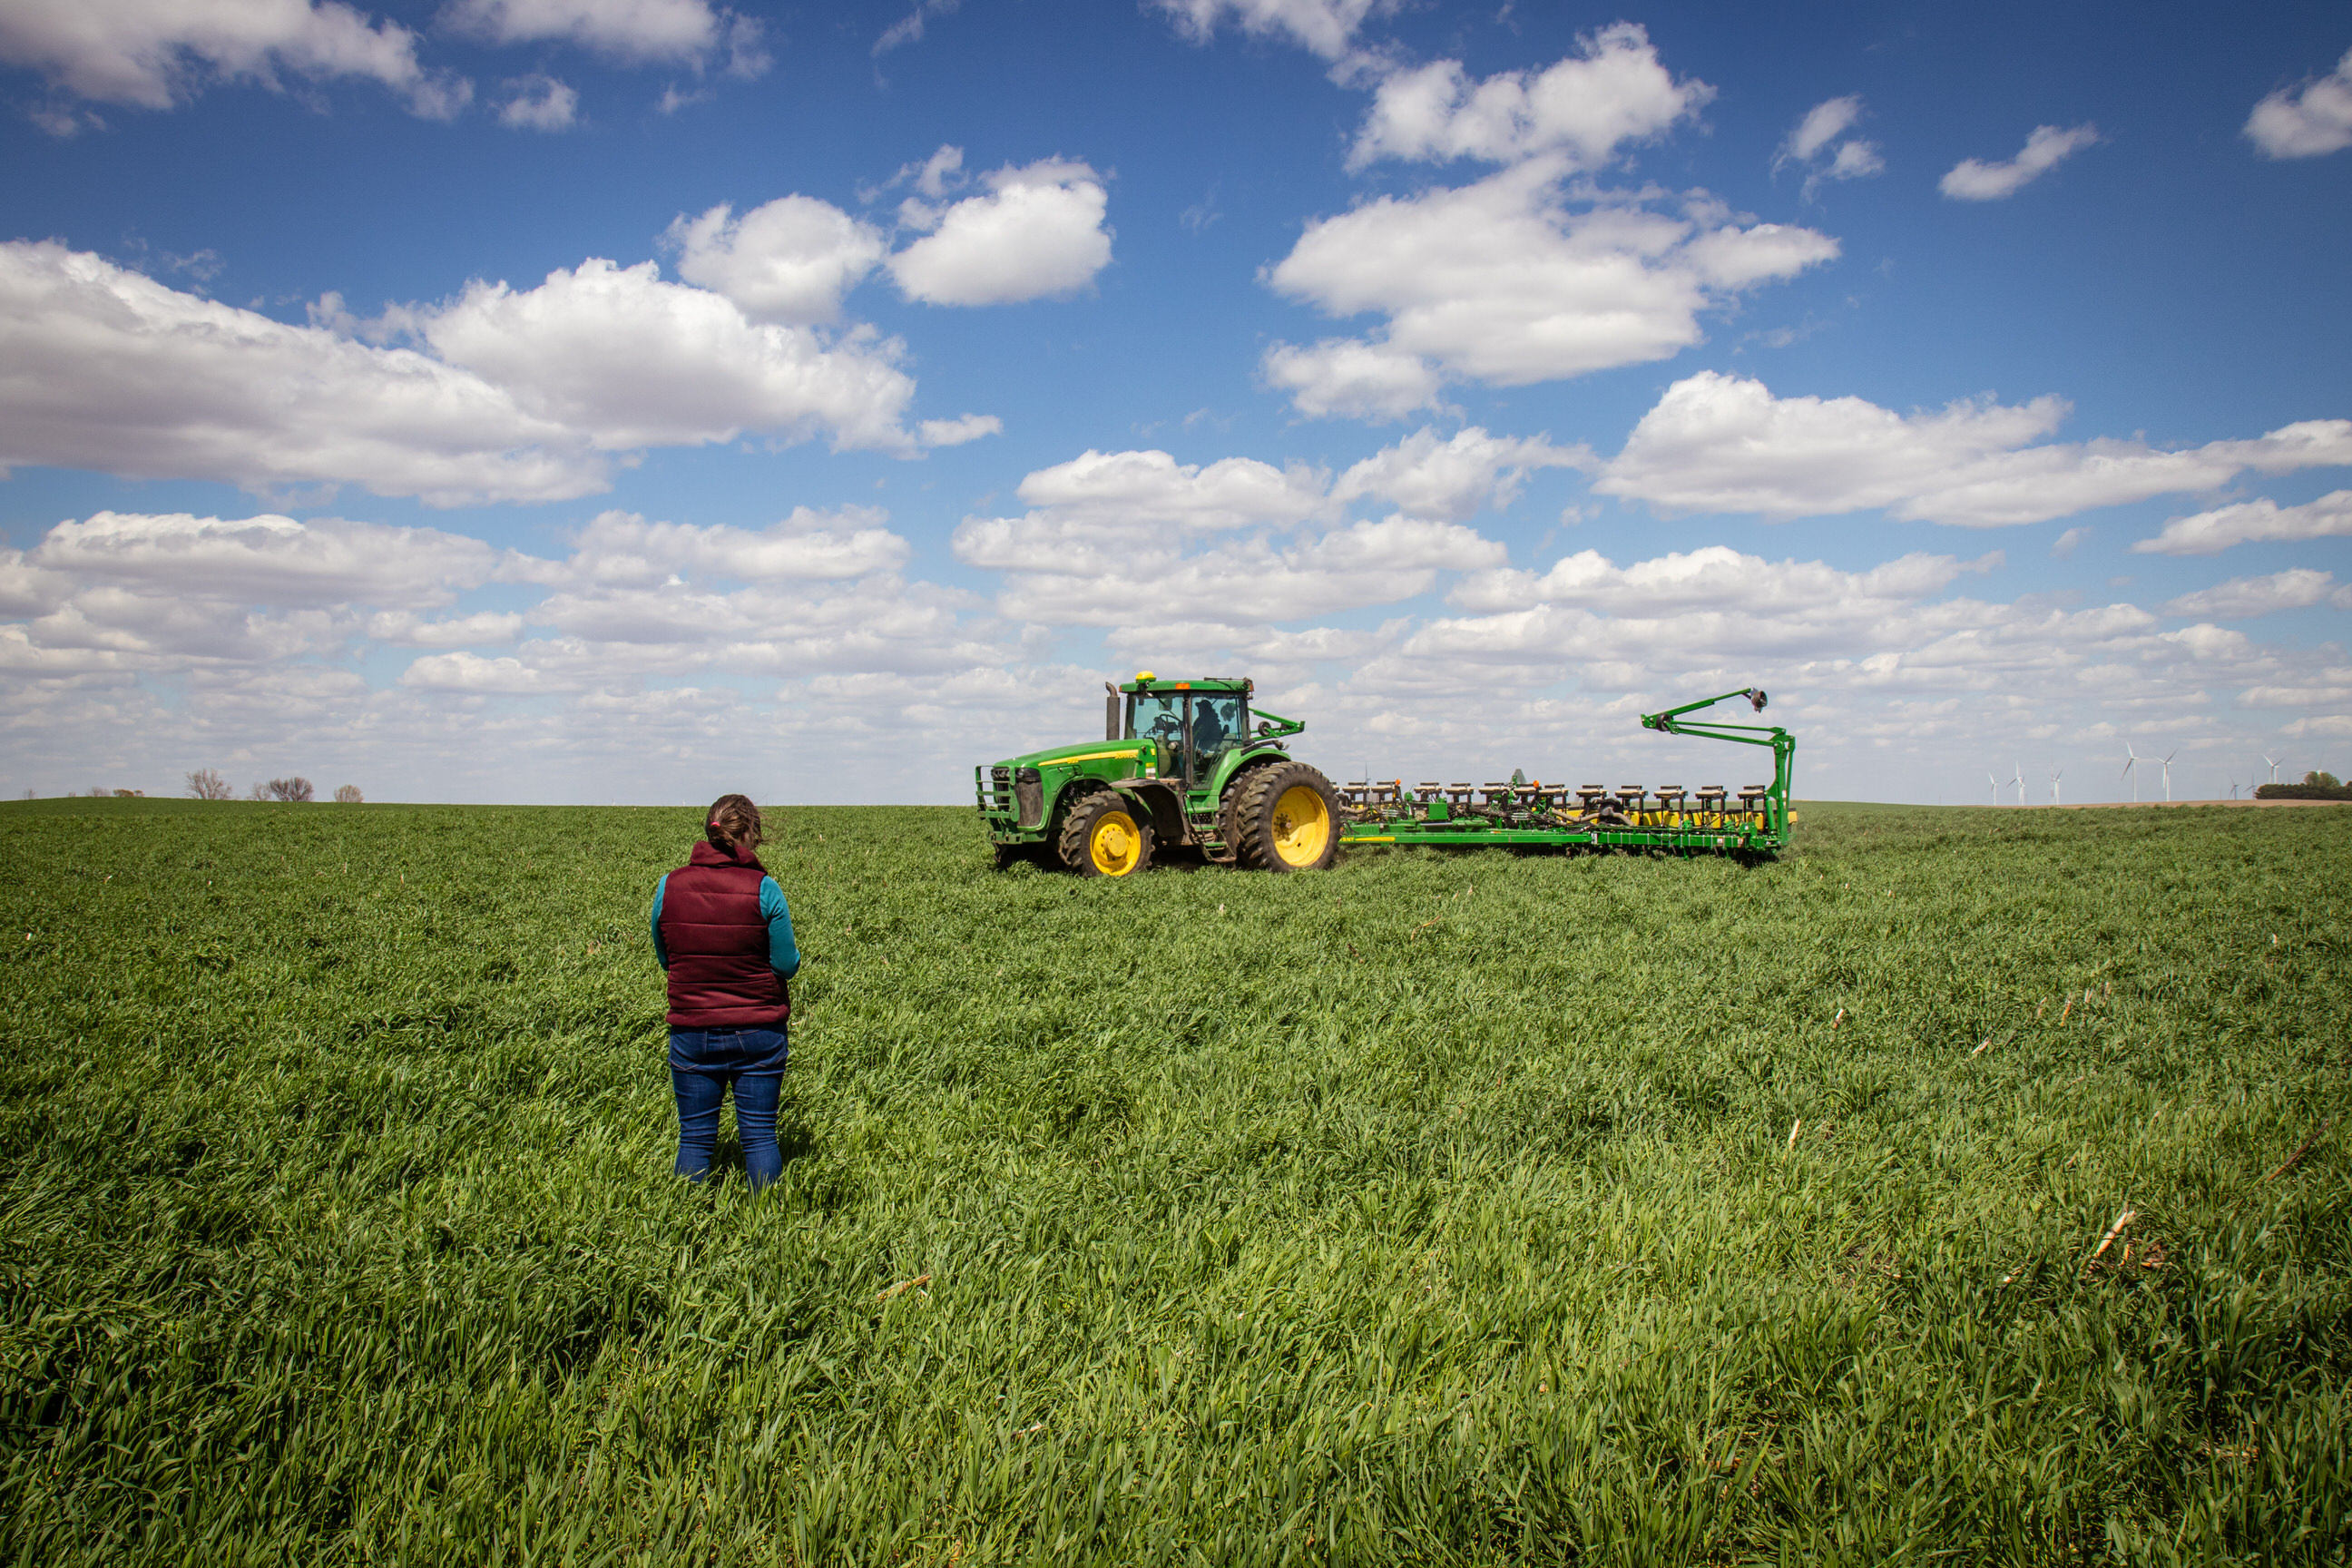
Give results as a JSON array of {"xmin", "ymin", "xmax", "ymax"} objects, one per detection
[
  {"xmin": 1190, "ymin": 694, "xmax": 1243, "ymax": 764},
  {"xmin": 1131, "ymin": 692, "xmax": 1185, "ymax": 748},
  {"xmin": 1129, "ymin": 691, "xmax": 1247, "ymax": 779}
]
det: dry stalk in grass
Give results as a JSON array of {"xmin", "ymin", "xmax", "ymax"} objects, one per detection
[
  {"xmin": 1787, "ymin": 1117, "xmax": 1802, "ymax": 1149},
  {"xmin": 2083, "ymin": 1208, "xmax": 2136, "ymax": 1276},
  {"xmin": 2060, "ymin": 997, "xmax": 2073, "ymax": 1024},
  {"xmin": 1831, "ymin": 1008, "xmax": 1845, "ymax": 1029},
  {"xmin": 2262, "ymin": 1116, "xmax": 2338, "ymax": 1181},
  {"xmin": 1972, "ymin": 1036, "xmax": 1994, "ymax": 1056},
  {"xmin": 876, "ymin": 1273, "xmax": 931, "ymax": 1303}
]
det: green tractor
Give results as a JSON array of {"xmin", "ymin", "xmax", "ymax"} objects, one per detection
[{"xmin": 975, "ymin": 673, "xmax": 1340, "ymax": 877}]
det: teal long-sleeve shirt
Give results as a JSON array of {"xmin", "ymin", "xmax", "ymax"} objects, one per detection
[{"xmin": 650, "ymin": 875, "xmax": 801, "ymax": 978}]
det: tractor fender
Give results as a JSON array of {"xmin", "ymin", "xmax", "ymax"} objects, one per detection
[
  {"xmin": 1044, "ymin": 774, "xmax": 1110, "ymax": 838},
  {"xmin": 1045, "ymin": 774, "xmax": 1161, "ymax": 849},
  {"xmin": 1112, "ymin": 779, "xmax": 1189, "ymax": 847}
]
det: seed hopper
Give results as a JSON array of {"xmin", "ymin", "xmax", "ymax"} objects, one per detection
[{"xmin": 1337, "ymin": 687, "xmax": 1795, "ymax": 857}]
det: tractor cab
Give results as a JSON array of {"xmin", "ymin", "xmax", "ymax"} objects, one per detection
[{"xmin": 1123, "ymin": 679, "xmax": 1248, "ymax": 786}]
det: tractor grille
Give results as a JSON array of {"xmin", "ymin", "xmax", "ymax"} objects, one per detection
[
  {"xmin": 974, "ymin": 764, "xmax": 1047, "ymax": 828},
  {"xmin": 979, "ymin": 765, "xmax": 1014, "ymax": 815}
]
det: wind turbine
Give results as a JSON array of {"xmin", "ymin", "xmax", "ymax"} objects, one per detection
[
  {"xmin": 2050, "ymin": 765, "xmax": 2063, "ymax": 806},
  {"xmin": 2122, "ymin": 744, "xmax": 2141, "ymax": 803},
  {"xmin": 2013, "ymin": 760, "xmax": 2028, "ymax": 807},
  {"xmin": 2230, "ymin": 778, "xmax": 2240, "ymax": 800},
  {"xmin": 2263, "ymin": 754, "xmax": 2282, "ymax": 785},
  {"xmin": 1987, "ymin": 769, "xmax": 1999, "ymax": 808},
  {"xmin": 2161, "ymin": 749, "xmax": 2177, "ymax": 804}
]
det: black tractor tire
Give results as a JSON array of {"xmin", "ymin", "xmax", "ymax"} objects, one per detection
[
  {"xmin": 1228, "ymin": 760, "xmax": 1341, "ymax": 873},
  {"xmin": 1058, "ymin": 789, "xmax": 1155, "ymax": 878}
]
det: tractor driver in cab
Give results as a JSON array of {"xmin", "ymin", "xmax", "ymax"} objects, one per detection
[{"xmin": 1191, "ymin": 693, "xmax": 1239, "ymax": 767}]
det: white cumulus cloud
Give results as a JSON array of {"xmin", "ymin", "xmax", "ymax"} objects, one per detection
[
  {"xmin": 368, "ymin": 609, "xmax": 526, "ymax": 646},
  {"xmin": 495, "ymin": 74, "xmax": 577, "ymax": 129},
  {"xmin": 1595, "ymin": 371, "xmax": 2352, "ymax": 525},
  {"xmin": 441, "ymin": 0, "xmax": 765, "ymax": 74},
  {"xmin": 1153, "ymin": 0, "xmax": 1387, "ymax": 62},
  {"xmin": 1260, "ymin": 338, "xmax": 1444, "ymax": 422},
  {"xmin": 2161, "ymin": 569, "xmax": 2347, "ymax": 620},
  {"xmin": 0, "ymin": 240, "xmax": 929, "ymax": 505},
  {"xmin": 1002, "ymin": 447, "xmax": 1331, "ymax": 536},
  {"xmin": 1785, "ymin": 95, "xmax": 1861, "ymax": 163},
  {"xmin": 1347, "ymin": 24, "xmax": 1712, "ymax": 171},
  {"xmin": 1778, "ymin": 95, "xmax": 1882, "ymax": 193},
  {"xmin": 1262, "ymin": 164, "xmax": 1838, "ymax": 418},
  {"xmin": 963, "ymin": 513, "xmax": 1503, "ymax": 630},
  {"xmin": 2246, "ymin": 48, "xmax": 2352, "ymax": 159},
  {"xmin": 2132, "ymin": 490, "xmax": 2352, "ymax": 555},
  {"xmin": 0, "ymin": 241, "xmax": 595, "ymax": 504},
  {"xmin": 0, "ymin": 0, "xmax": 466, "ymax": 118},
  {"xmin": 376, "ymin": 257, "xmax": 919, "ymax": 455},
  {"xmin": 1445, "ymin": 543, "xmax": 1982, "ymax": 619},
  {"xmin": 1333, "ymin": 426, "xmax": 1592, "ymax": 521},
  {"xmin": 1939, "ymin": 122, "xmax": 2100, "ymax": 201},
  {"xmin": 0, "ymin": 509, "xmax": 513, "ymax": 673},
  {"xmin": 665, "ymin": 195, "xmax": 887, "ymax": 324},
  {"xmin": 948, "ymin": 431, "xmax": 1569, "ymax": 635},
  {"xmin": 519, "ymin": 506, "xmax": 910, "ymax": 589},
  {"xmin": 30, "ymin": 511, "xmax": 499, "ymax": 607},
  {"xmin": 918, "ymin": 413, "xmax": 1002, "ymax": 447},
  {"xmin": 887, "ymin": 158, "xmax": 1113, "ymax": 306},
  {"xmin": 399, "ymin": 650, "xmax": 554, "ymax": 693}
]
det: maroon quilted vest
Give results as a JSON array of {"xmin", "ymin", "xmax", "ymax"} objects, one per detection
[{"xmin": 660, "ymin": 840, "xmax": 790, "ymax": 1029}]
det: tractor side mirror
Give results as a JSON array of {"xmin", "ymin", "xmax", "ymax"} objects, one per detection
[{"xmin": 1749, "ymin": 689, "xmax": 1769, "ymax": 712}]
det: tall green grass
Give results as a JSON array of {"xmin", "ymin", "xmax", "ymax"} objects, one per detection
[{"xmin": 2, "ymin": 798, "xmax": 2346, "ymax": 1564}]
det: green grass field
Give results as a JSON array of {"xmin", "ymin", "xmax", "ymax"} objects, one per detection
[{"xmin": 3, "ymin": 797, "xmax": 2347, "ymax": 1565}]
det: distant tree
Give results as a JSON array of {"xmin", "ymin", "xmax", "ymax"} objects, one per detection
[
  {"xmin": 334, "ymin": 784, "xmax": 364, "ymax": 804},
  {"xmin": 88, "ymin": 786, "xmax": 109, "ymax": 798},
  {"xmin": 186, "ymin": 769, "xmax": 232, "ymax": 800},
  {"xmin": 112, "ymin": 789, "xmax": 143, "ymax": 798},
  {"xmin": 248, "ymin": 781, "xmax": 271, "ymax": 800},
  {"xmin": 2304, "ymin": 769, "xmax": 2342, "ymax": 789},
  {"xmin": 267, "ymin": 777, "xmax": 316, "ymax": 802}
]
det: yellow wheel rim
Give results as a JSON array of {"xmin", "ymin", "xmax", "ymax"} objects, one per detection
[
  {"xmin": 1088, "ymin": 809, "xmax": 1142, "ymax": 876},
  {"xmin": 1269, "ymin": 784, "xmax": 1330, "ymax": 867}
]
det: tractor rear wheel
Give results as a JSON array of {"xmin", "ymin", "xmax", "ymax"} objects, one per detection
[
  {"xmin": 1059, "ymin": 790, "xmax": 1154, "ymax": 877},
  {"xmin": 1229, "ymin": 761, "xmax": 1340, "ymax": 872}
]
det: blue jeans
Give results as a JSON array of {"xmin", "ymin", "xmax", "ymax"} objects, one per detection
[{"xmin": 670, "ymin": 1026, "xmax": 788, "ymax": 1190}]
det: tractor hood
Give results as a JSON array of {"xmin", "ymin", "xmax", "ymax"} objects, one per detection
[{"xmin": 989, "ymin": 737, "xmax": 1154, "ymax": 774}]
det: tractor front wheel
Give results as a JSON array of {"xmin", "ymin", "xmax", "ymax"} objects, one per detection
[
  {"xmin": 1229, "ymin": 761, "xmax": 1340, "ymax": 872},
  {"xmin": 1059, "ymin": 790, "xmax": 1154, "ymax": 877}
]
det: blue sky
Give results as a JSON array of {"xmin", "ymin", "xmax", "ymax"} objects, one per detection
[{"xmin": 3, "ymin": 0, "xmax": 2348, "ymax": 806}]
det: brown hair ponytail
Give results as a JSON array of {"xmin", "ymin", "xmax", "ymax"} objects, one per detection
[{"xmin": 705, "ymin": 794, "xmax": 762, "ymax": 852}]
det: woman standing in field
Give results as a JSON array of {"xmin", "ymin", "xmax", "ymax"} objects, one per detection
[{"xmin": 650, "ymin": 794, "xmax": 799, "ymax": 1190}]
